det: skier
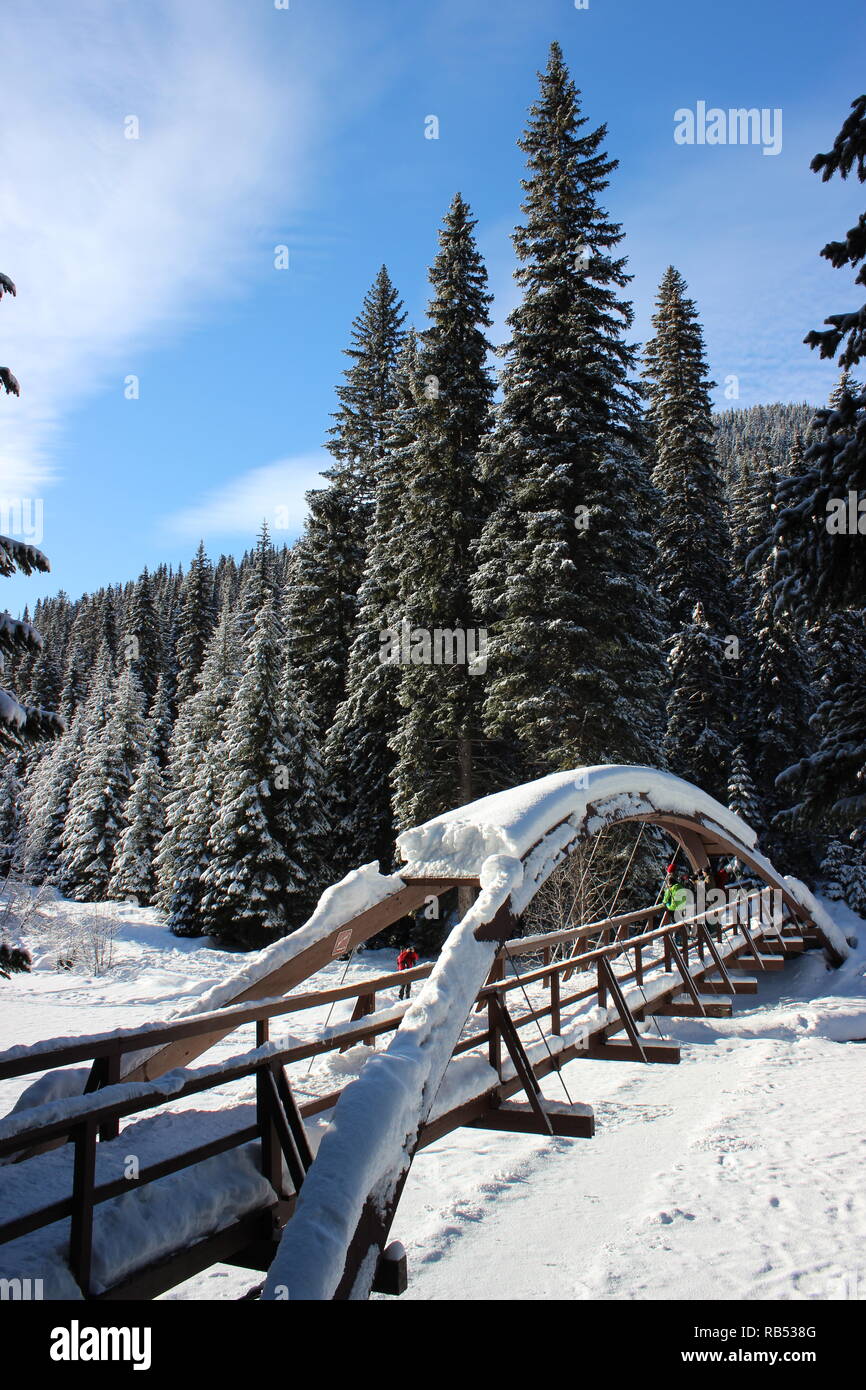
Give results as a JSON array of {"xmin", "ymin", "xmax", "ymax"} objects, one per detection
[
  {"xmin": 662, "ymin": 864, "xmax": 692, "ymax": 952},
  {"xmin": 397, "ymin": 945, "xmax": 419, "ymax": 1000},
  {"xmin": 662, "ymin": 866, "xmax": 688, "ymax": 915}
]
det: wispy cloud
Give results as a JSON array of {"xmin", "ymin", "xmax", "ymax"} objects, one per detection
[
  {"xmin": 162, "ymin": 453, "xmax": 329, "ymax": 544},
  {"xmin": 0, "ymin": 0, "xmax": 317, "ymax": 498}
]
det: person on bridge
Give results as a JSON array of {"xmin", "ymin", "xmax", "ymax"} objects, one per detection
[{"xmin": 397, "ymin": 946, "xmax": 418, "ymax": 1000}]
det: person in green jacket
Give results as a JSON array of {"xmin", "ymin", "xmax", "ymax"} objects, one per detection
[{"xmin": 662, "ymin": 865, "xmax": 692, "ymax": 951}]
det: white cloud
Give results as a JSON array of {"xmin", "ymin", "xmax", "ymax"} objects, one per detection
[
  {"xmin": 162, "ymin": 453, "xmax": 329, "ymax": 543},
  {"xmin": 0, "ymin": 0, "xmax": 317, "ymax": 497}
]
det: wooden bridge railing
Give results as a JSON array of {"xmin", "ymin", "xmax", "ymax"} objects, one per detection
[{"xmin": 0, "ymin": 885, "xmax": 806, "ymax": 1297}]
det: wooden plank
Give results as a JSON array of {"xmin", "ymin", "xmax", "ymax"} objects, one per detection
[
  {"xmin": 467, "ymin": 1100, "xmax": 594, "ymax": 1139},
  {"xmin": 727, "ymin": 952, "xmax": 784, "ymax": 973},
  {"xmin": 578, "ymin": 1039, "xmax": 681, "ymax": 1064},
  {"xmin": 655, "ymin": 996, "xmax": 732, "ymax": 1019},
  {"xmin": 701, "ymin": 975, "xmax": 759, "ymax": 995}
]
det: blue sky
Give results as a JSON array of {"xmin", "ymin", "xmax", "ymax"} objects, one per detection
[{"xmin": 1, "ymin": 0, "xmax": 864, "ymax": 613}]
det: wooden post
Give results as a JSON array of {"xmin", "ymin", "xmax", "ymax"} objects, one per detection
[
  {"xmin": 99, "ymin": 1053, "xmax": 121, "ymax": 1142},
  {"xmin": 256, "ymin": 1066, "xmax": 283, "ymax": 1197},
  {"xmin": 550, "ymin": 967, "xmax": 561, "ymax": 1036},
  {"xmin": 340, "ymin": 992, "xmax": 376, "ymax": 1052},
  {"xmin": 597, "ymin": 959, "xmax": 607, "ymax": 1010},
  {"xmin": 70, "ymin": 1118, "xmax": 97, "ymax": 1296},
  {"xmin": 487, "ymin": 999, "xmax": 501, "ymax": 1078}
]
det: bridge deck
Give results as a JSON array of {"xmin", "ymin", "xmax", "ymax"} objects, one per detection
[{"xmin": 0, "ymin": 895, "xmax": 813, "ymax": 1301}]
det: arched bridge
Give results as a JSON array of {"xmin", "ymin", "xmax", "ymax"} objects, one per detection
[{"xmin": 0, "ymin": 767, "xmax": 849, "ymax": 1300}]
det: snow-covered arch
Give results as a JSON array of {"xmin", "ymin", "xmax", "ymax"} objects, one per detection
[{"xmin": 263, "ymin": 766, "xmax": 848, "ymax": 1301}]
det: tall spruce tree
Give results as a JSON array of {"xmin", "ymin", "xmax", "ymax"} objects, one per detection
[
  {"xmin": 776, "ymin": 608, "xmax": 866, "ymax": 833},
  {"xmin": 326, "ymin": 332, "xmax": 423, "ymax": 875},
  {"xmin": 286, "ymin": 268, "xmax": 406, "ymax": 736},
  {"xmin": 165, "ymin": 760, "xmax": 221, "ymax": 936},
  {"xmin": 108, "ymin": 750, "xmax": 165, "ymax": 904},
  {"xmin": 108, "ymin": 690, "xmax": 169, "ymax": 904},
  {"xmin": 155, "ymin": 603, "xmax": 239, "ymax": 916},
  {"xmin": 20, "ymin": 714, "xmax": 87, "ymax": 883},
  {"xmin": 0, "ymin": 756, "xmax": 22, "ymax": 875},
  {"xmin": 390, "ymin": 194, "xmax": 496, "ymax": 829},
  {"xmin": 60, "ymin": 664, "xmax": 146, "ymax": 899},
  {"xmin": 643, "ymin": 267, "xmax": 734, "ymax": 633},
  {"xmin": 642, "ymin": 267, "xmax": 736, "ymax": 797},
  {"xmin": 664, "ymin": 601, "xmax": 732, "ymax": 798},
  {"xmin": 471, "ymin": 43, "xmax": 664, "ymax": 772},
  {"xmin": 174, "ymin": 542, "xmax": 216, "ymax": 707},
  {"xmin": 198, "ymin": 589, "xmax": 297, "ymax": 946},
  {"xmin": 741, "ymin": 455, "xmax": 815, "ymax": 845},
  {"xmin": 124, "ymin": 569, "xmax": 164, "ymax": 705},
  {"xmin": 770, "ymin": 95, "xmax": 866, "ymax": 613},
  {"xmin": 727, "ymin": 743, "xmax": 764, "ymax": 830}
]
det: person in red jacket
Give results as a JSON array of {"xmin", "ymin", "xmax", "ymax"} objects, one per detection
[{"xmin": 397, "ymin": 946, "xmax": 418, "ymax": 1000}]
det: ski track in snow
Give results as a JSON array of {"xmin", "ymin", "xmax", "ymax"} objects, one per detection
[{"xmin": 1, "ymin": 892, "xmax": 864, "ymax": 1301}]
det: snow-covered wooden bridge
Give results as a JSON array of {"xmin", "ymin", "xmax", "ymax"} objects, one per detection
[{"xmin": 0, "ymin": 767, "xmax": 849, "ymax": 1300}]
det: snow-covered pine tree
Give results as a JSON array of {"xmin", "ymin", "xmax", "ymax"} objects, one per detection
[
  {"xmin": 198, "ymin": 589, "xmax": 296, "ymax": 946},
  {"xmin": 820, "ymin": 837, "xmax": 850, "ymax": 900},
  {"xmin": 108, "ymin": 749, "xmax": 165, "ymax": 905},
  {"xmin": 146, "ymin": 673, "xmax": 174, "ymax": 767},
  {"xmin": 24, "ymin": 647, "xmax": 64, "ymax": 722},
  {"xmin": 0, "ymin": 756, "xmax": 23, "ymax": 875},
  {"xmin": 843, "ymin": 846, "xmax": 866, "ymax": 915},
  {"xmin": 390, "ymin": 194, "xmax": 496, "ymax": 829},
  {"xmin": 665, "ymin": 601, "xmax": 732, "ymax": 799},
  {"xmin": 326, "ymin": 331, "xmax": 423, "ymax": 876},
  {"xmin": 727, "ymin": 743, "xmax": 764, "ymax": 830},
  {"xmin": 123, "ymin": 568, "xmax": 165, "ymax": 705},
  {"xmin": 286, "ymin": 268, "xmax": 406, "ymax": 737},
  {"xmin": 0, "ymin": 536, "xmax": 65, "ymax": 750},
  {"xmin": 272, "ymin": 665, "xmax": 330, "ymax": 926},
  {"xmin": 19, "ymin": 714, "xmax": 86, "ymax": 883},
  {"xmin": 235, "ymin": 523, "xmax": 278, "ymax": 640},
  {"xmin": 155, "ymin": 603, "xmax": 239, "ymax": 917},
  {"xmin": 174, "ymin": 542, "xmax": 217, "ymax": 708},
  {"xmin": 740, "ymin": 453, "xmax": 815, "ymax": 839},
  {"xmin": 642, "ymin": 266, "xmax": 733, "ymax": 634},
  {"xmin": 164, "ymin": 760, "xmax": 220, "ymax": 936},
  {"xmin": 769, "ymin": 95, "xmax": 866, "ymax": 614},
  {"xmin": 775, "ymin": 608, "xmax": 866, "ymax": 834},
  {"xmin": 108, "ymin": 683, "xmax": 170, "ymax": 905},
  {"xmin": 60, "ymin": 663, "xmax": 146, "ymax": 900},
  {"xmin": 470, "ymin": 43, "xmax": 665, "ymax": 774}
]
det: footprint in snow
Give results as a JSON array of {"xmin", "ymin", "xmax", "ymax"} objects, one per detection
[{"xmin": 657, "ymin": 1208, "xmax": 696, "ymax": 1225}]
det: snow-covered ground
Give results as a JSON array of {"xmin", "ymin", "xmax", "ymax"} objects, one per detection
[{"xmin": 1, "ymin": 890, "xmax": 863, "ymax": 1301}]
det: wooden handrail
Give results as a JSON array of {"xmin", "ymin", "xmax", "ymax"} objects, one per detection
[{"xmin": 0, "ymin": 890, "xmax": 773, "ymax": 1087}]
